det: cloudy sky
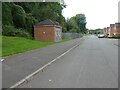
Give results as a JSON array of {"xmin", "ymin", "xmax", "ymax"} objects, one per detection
[{"xmin": 62, "ymin": 0, "xmax": 119, "ymax": 29}]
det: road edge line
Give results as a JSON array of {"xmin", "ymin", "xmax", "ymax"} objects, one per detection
[{"xmin": 9, "ymin": 42, "xmax": 81, "ymax": 89}]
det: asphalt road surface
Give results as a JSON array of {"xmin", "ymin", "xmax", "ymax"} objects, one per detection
[
  {"xmin": 18, "ymin": 35, "xmax": 118, "ymax": 88},
  {"xmin": 2, "ymin": 37, "xmax": 84, "ymax": 88}
]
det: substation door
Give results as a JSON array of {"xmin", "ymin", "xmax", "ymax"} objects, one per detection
[{"xmin": 55, "ymin": 28, "xmax": 61, "ymax": 42}]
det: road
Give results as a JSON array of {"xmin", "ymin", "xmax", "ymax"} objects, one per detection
[
  {"xmin": 2, "ymin": 37, "xmax": 84, "ymax": 88},
  {"xmin": 18, "ymin": 35, "xmax": 118, "ymax": 88}
]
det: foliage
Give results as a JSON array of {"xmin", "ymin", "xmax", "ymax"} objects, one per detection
[
  {"xmin": 2, "ymin": 2, "xmax": 87, "ymax": 37},
  {"xmin": 12, "ymin": 4, "xmax": 26, "ymax": 28},
  {"xmin": 2, "ymin": 36, "xmax": 72, "ymax": 57},
  {"xmin": 2, "ymin": 25, "xmax": 32, "ymax": 39},
  {"xmin": 88, "ymin": 28, "xmax": 104, "ymax": 34},
  {"xmin": 75, "ymin": 14, "xmax": 87, "ymax": 33},
  {"xmin": 15, "ymin": 2, "xmax": 35, "ymax": 13},
  {"xmin": 25, "ymin": 13, "xmax": 38, "ymax": 37},
  {"xmin": 31, "ymin": 2, "xmax": 65, "ymax": 26},
  {"xmin": 65, "ymin": 14, "xmax": 87, "ymax": 33},
  {"xmin": 69, "ymin": 17, "xmax": 79, "ymax": 32},
  {"xmin": 112, "ymin": 34, "xmax": 120, "ymax": 38},
  {"xmin": 2, "ymin": 3, "xmax": 13, "ymax": 25},
  {"xmin": 2, "ymin": 2, "xmax": 65, "ymax": 38},
  {"xmin": 65, "ymin": 18, "xmax": 72, "ymax": 32}
]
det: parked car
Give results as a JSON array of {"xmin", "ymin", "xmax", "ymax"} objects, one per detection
[{"xmin": 98, "ymin": 34, "xmax": 104, "ymax": 38}]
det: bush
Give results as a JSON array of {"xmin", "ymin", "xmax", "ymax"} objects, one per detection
[{"xmin": 2, "ymin": 25, "xmax": 32, "ymax": 39}]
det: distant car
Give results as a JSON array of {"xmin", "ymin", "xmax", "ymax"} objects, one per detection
[{"xmin": 98, "ymin": 34, "xmax": 104, "ymax": 38}]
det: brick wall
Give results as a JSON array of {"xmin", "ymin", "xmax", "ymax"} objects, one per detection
[
  {"xmin": 109, "ymin": 24, "xmax": 115, "ymax": 37},
  {"xmin": 34, "ymin": 26, "xmax": 55, "ymax": 42},
  {"xmin": 34, "ymin": 25, "xmax": 62, "ymax": 42},
  {"xmin": 104, "ymin": 23, "xmax": 120, "ymax": 38},
  {"xmin": 114, "ymin": 23, "xmax": 120, "ymax": 36}
]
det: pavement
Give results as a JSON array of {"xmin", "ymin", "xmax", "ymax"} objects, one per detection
[
  {"xmin": 17, "ymin": 35, "xmax": 118, "ymax": 88},
  {"xmin": 2, "ymin": 37, "xmax": 85, "ymax": 88}
]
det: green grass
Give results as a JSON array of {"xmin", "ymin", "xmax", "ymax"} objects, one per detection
[
  {"xmin": 83, "ymin": 34, "xmax": 89, "ymax": 36},
  {"xmin": 2, "ymin": 36, "xmax": 72, "ymax": 57}
]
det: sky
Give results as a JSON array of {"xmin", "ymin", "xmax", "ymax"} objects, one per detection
[{"xmin": 62, "ymin": 0, "xmax": 120, "ymax": 29}]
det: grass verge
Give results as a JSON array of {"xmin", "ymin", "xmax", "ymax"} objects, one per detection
[
  {"xmin": 2, "ymin": 36, "xmax": 72, "ymax": 57},
  {"xmin": 83, "ymin": 34, "xmax": 89, "ymax": 36}
]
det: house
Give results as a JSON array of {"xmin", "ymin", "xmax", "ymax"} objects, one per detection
[
  {"xmin": 108, "ymin": 23, "xmax": 120, "ymax": 37},
  {"xmin": 113, "ymin": 23, "xmax": 120, "ymax": 37},
  {"xmin": 103, "ymin": 23, "xmax": 120, "ymax": 38},
  {"xmin": 109, "ymin": 24, "xmax": 115, "ymax": 37},
  {"xmin": 104, "ymin": 26, "xmax": 114, "ymax": 38},
  {"xmin": 34, "ymin": 20, "xmax": 62, "ymax": 42},
  {"xmin": 106, "ymin": 27, "xmax": 110, "ymax": 37},
  {"xmin": 103, "ymin": 27, "xmax": 107, "ymax": 36}
]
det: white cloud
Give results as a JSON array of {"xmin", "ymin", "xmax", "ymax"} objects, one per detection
[{"xmin": 63, "ymin": 0, "xmax": 119, "ymax": 29}]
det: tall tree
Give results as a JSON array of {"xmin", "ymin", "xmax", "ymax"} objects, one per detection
[
  {"xmin": 2, "ymin": 3, "xmax": 14, "ymax": 25},
  {"xmin": 12, "ymin": 3, "xmax": 26, "ymax": 28},
  {"xmin": 2, "ymin": 2, "xmax": 66, "ymax": 38},
  {"xmin": 75, "ymin": 14, "xmax": 87, "ymax": 33},
  {"xmin": 65, "ymin": 14, "xmax": 87, "ymax": 33}
]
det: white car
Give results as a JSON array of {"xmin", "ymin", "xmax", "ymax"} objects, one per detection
[{"xmin": 98, "ymin": 34, "xmax": 104, "ymax": 38}]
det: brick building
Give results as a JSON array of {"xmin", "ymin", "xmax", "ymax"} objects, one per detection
[
  {"xmin": 103, "ymin": 27, "xmax": 107, "ymax": 36},
  {"xmin": 104, "ymin": 23, "xmax": 120, "ymax": 38},
  {"xmin": 109, "ymin": 24, "xmax": 115, "ymax": 37},
  {"xmin": 113, "ymin": 23, "xmax": 120, "ymax": 37},
  {"xmin": 107, "ymin": 27, "xmax": 111, "ymax": 37},
  {"xmin": 34, "ymin": 20, "xmax": 62, "ymax": 42}
]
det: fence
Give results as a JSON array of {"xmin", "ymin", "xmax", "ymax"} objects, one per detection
[{"xmin": 62, "ymin": 33, "xmax": 83, "ymax": 39}]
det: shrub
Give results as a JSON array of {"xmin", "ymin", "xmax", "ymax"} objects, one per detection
[{"xmin": 2, "ymin": 25, "xmax": 32, "ymax": 39}]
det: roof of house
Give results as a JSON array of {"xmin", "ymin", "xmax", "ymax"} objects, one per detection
[
  {"xmin": 110, "ymin": 24, "xmax": 115, "ymax": 28},
  {"xmin": 34, "ymin": 20, "xmax": 60, "ymax": 26},
  {"xmin": 115, "ymin": 23, "xmax": 120, "ymax": 28}
]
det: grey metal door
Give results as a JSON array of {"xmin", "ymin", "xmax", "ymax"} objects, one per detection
[{"xmin": 55, "ymin": 28, "xmax": 61, "ymax": 42}]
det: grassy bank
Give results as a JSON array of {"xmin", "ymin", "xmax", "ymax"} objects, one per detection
[{"xmin": 2, "ymin": 36, "xmax": 72, "ymax": 57}]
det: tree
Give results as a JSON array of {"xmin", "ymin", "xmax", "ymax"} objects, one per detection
[
  {"xmin": 2, "ymin": 3, "xmax": 13, "ymax": 25},
  {"xmin": 65, "ymin": 14, "xmax": 87, "ymax": 33},
  {"xmin": 25, "ymin": 13, "xmax": 38, "ymax": 37},
  {"xmin": 75, "ymin": 14, "xmax": 87, "ymax": 33},
  {"xmin": 2, "ymin": 2, "xmax": 66, "ymax": 38},
  {"xmin": 69, "ymin": 16, "xmax": 79, "ymax": 32},
  {"xmin": 12, "ymin": 3, "xmax": 26, "ymax": 28},
  {"xmin": 65, "ymin": 18, "xmax": 72, "ymax": 32}
]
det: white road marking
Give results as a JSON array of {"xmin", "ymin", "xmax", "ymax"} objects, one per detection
[
  {"xmin": 49, "ymin": 80, "xmax": 52, "ymax": 82},
  {"xmin": 9, "ymin": 40, "xmax": 83, "ymax": 89}
]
